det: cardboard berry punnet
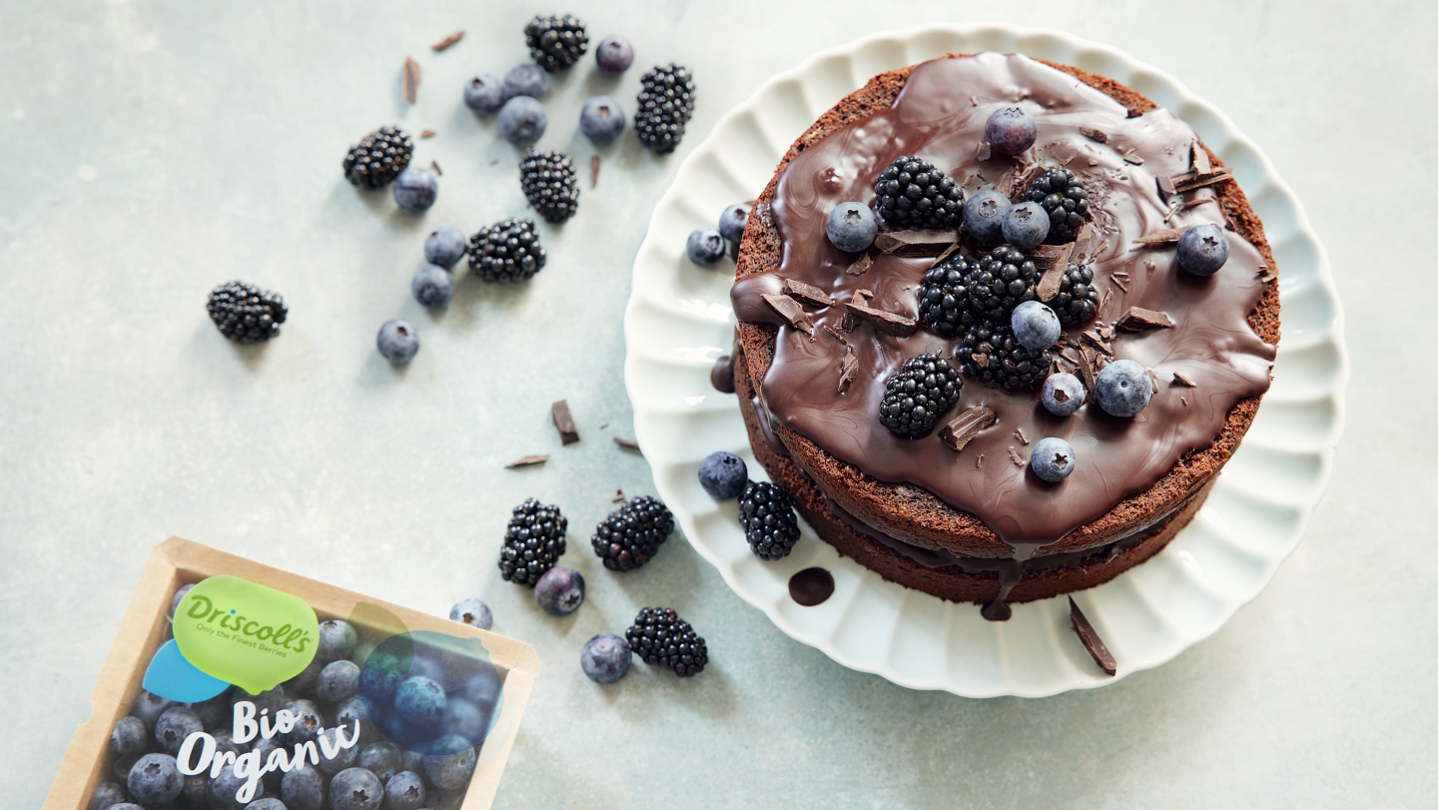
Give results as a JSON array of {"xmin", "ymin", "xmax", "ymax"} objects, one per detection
[{"xmin": 45, "ymin": 537, "xmax": 541, "ymax": 810}]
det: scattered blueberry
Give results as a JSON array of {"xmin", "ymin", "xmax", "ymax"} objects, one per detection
[
  {"xmin": 1011, "ymin": 300, "xmax": 1061, "ymax": 351},
  {"xmin": 377, "ymin": 318, "xmax": 420, "ymax": 364},
  {"xmin": 1031, "ymin": 436, "xmax": 1076, "ymax": 482},
  {"xmin": 718, "ymin": 203, "xmax": 751, "ymax": 244},
  {"xmin": 359, "ymin": 742, "xmax": 402, "ymax": 783},
  {"xmin": 449, "ymin": 597, "xmax": 494, "ymax": 630},
  {"xmin": 127, "ymin": 753, "xmax": 183, "ymax": 807},
  {"xmin": 317, "ymin": 659, "xmax": 361, "ymax": 703},
  {"xmin": 534, "ymin": 566, "xmax": 585, "ymax": 616},
  {"xmin": 424, "ymin": 226, "xmax": 468, "ymax": 269},
  {"xmin": 579, "ymin": 95, "xmax": 626, "ymax": 144},
  {"xmin": 1094, "ymin": 358, "xmax": 1154, "ymax": 417},
  {"xmin": 154, "ymin": 706, "xmax": 203, "ymax": 755},
  {"xmin": 985, "ymin": 106, "xmax": 1037, "ymax": 155},
  {"xmin": 411, "ymin": 264, "xmax": 455, "ymax": 309},
  {"xmin": 580, "ymin": 632, "xmax": 632, "ymax": 684},
  {"xmin": 501, "ymin": 63, "xmax": 549, "ymax": 100},
  {"xmin": 385, "ymin": 770, "xmax": 428, "ymax": 810},
  {"xmin": 497, "ymin": 96, "xmax": 548, "ymax": 147},
  {"xmin": 395, "ymin": 676, "xmax": 447, "ymax": 724},
  {"xmin": 686, "ymin": 228, "xmax": 727, "ymax": 266},
  {"xmin": 826, "ymin": 201, "xmax": 878, "ymax": 253},
  {"xmin": 422, "ymin": 738, "xmax": 478, "ymax": 789},
  {"xmin": 698, "ymin": 451, "xmax": 748, "ymax": 499},
  {"xmin": 1041, "ymin": 372, "xmax": 1086, "ymax": 416},
  {"xmin": 595, "ymin": 35, "xmax": 634, "ymax": 73},
  {"xmin": 281, "ymin": 765, "xmax": 325, "ymax": 810},
  {"xmin": 1001, "ymin": 201, "xmax": 1050, "ymax": 251},
  {"xmin": 1176, "ymin": 223, "xmax": 1231, "ymax": 276},
  {"xmin": 462, "ymin": 73, "xmax": 505, "ymax": 114},
  {"xmin": 329, "ymin": 767, "xmax": 384, "ymax": 810},
  {"xmin": 963, "ymin": 189, "xmax": 1012, "ymax": 244},
  {"xmin": 392, "ymin": 167, "xmax": 438, "ymax": 214},
  {"xmin": 110, "ymin": 715, "xmax": 147, "ymax": 759}
]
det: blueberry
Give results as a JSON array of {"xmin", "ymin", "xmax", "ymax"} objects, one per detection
[
  {"xmin": 462, "ymin": 667, "xmax": 503, "ymax": 708},
  {"xmin": 310, "ymin": 727, "xmax": 359, "ymax": 777},
  {"xmin": 1001, "ymin": 201, "xmax": 1050, "ymax": 251},
  {"xmin": 207, "ymin": 761, "xmax": 253, "ymax": 810},
  {"xmin": 127, "ymin": 753, "xmax": 183, "ymax": 806},
  {"xmin": 964, "ymin": 189, "xmax": 1012, "ymax": 244},
  {"xmin": 985, "ymin": 106, "xmax": 1037, "ymax": 155},
  {"xmin": 392, "ymin": 167, "xmax": 438, "ymax": 214},
  {"xmin": 154, "ymin": 706, "xmax": 203, "ymax": 755},
  {"xmin": 395, "ymin": 676, "xmax": 447, "ymax": 723},
  {"xmin": 168, "ymin": 583, "xmax": 194, "ymax": 618},
  {"xmin": 88, "ymin": 781, "xmax": 129, "ymax": 810},
  {"xmin": 1030, "ymin": 436, "xmax": 1076, "ymax": 482},
  {"xmin": 1041, "ymin": 372, "xmax": 1086, "ymax": 416},
  {"xmin": 232, "ymin": 684, "xmax": 285, "ymax": 716},
  {"xmin": 250, "ymin": 735, "xmax": 288, "ymax": 787},
  {"xmin": 281, "ymin": 698, "xmax": 324, "ymax": 746},
  {"xmin": 1094, "ymin": 358, "xmax": 1154, "ymax": 417},
  {"xmin": 386, "ymin": 770, "xmax": 428, "ymax": 810},
  {"xmin": 1011, "ymin": 300, "xmax": 1061, "ymax": 351},
  {"xmin": 110, "ymin": 715, "xmax": 148, "ymax": 759},
  {"xmin": 501, "ymin": 63, "xmax": 549, "ymax": 100},
  {"xmin": 449, "ymin": 597, "xmax": 494, "ymax": 630},
  {"xmin": 442, "ymin": 697, "xmax": 491, "ymax": 742},
  {"xmin": 317, "ymin": 619, "xmax": 357, "ymax": 662},
  {"xmin": 186, "ymin": 691, "xmax": 231, "ymax": 731},
  {"xmin": 130, "ymin": 691, "xmax": 175, "ymax": 735},
  {"xmin": 462, "ymin": 73, "xmax": 505, "ymax": 114},
  {"xmin": 402, "ymin": 749, "xmax": 425, "ymax": 776},
  {"xmin": 686, "ymin": 228, "xmax": 727, "ymax": 266},
  {"xmin": 334, "ymin": 695, "xmax": 370, "ymax": 732},
  {"xmin": 377, "ymin": 318, "xmax": 420, "ymax": 364},
  {"xmin": 534, "ymin": 566, "xmax": 585, "ymax": 616},
  {"xmin": 359, "ymin": 741, "xmax": 402, "ymax": 783},
  {"xmin": 1176, "ymin": 223, "xmax": 1230, "ymax": 275},
  {"xmin": 698, "ymin": 451, "xmax": 748, "ymax": 499},
  {"xmin": 595, "ymin": 35, "xmax": 634, "ymax": 73},
  {"xmin": 826, "ymin": 201, "xmax": 878, "ymax": 253},
  {"xmin": 497, "ymin": 95, "xmax": 548, "ymax": 147},
  {"xmin": 359, "ymin": 649, "xmax": 408, "ymax": 704},
  {"xmin": 718, "ymin": 203, "xmax": 751, "ymax": 244},
  {"xmin": 317, "ymin": 659, "xmax": 362, "ymax": 703},
  {"xmin": 424, "ymin": 226, "xmax": 468, "ymax": 269},
  {"xmin": 281, "ymin": 656, "xmax": 325, "ymax": 695},
  {"xmin": 281, "ymin": 765, "xmax": 325, "ymax": 810},
  {"xmin": 422, "ymin": 738, "xmax": 477, "ymax": 789},
  {"xmin": 104, "ymin": 804, "xmax": 142, "ymax": 810},
  {"xmin": 249, "ymin": 799, "xmax": 288, "ymax": 810},
  {"xmin": 579, "ymin": 95, "xmax": 626, "ymax": 144},
  {"xmin": 580, "ymin": 632, "xmax": 632, "ymax": 684},
  {"xmin": 329, "ymin": 767, "xmax": 384, "ymax": 810},
  {"xmin": 179, "ymin": 771, "xmax": 210, "ymax": 808},
  {"xmin": 410, "ymin": 264, "xmax": 455, "ymax": 309}
]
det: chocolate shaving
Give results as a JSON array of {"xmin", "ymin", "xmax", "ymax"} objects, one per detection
[
  {"xmin": 1181, "ymin": 396, "xmax": 1188, "ymax": 407},
  {"xmin": 1156, "ymin": 175, "xmax": 1176, "ymax": 197},
  {"xmin": 1148, "ymin": 366, "xmax": 1160, "ymax": 392},
  {"xmin": 402, "ymin": 57, "xmax": 421, "ymax": 104},
  {"xmin": 1132, "ymin": 228, "xmax": 1185, "ymax": 245},
  {"xmin": 845, "ymin": 301, "xmax": 917, "ymax": 337},
  {"xmin": 1172, "ymin": 372, "xmax": 1196, "ymax": 387},
  {"xmin": 590, "ymin": 154, "xmax": 600, "ymax": 188},
  {"xmin": 505, "ymin": 454, "xmax": 549, "ymax": 468},
  {"xmin": 1079, "ymin": 127, "xmax": 1109, "ymax": 143},
  {"xmin": 432, "ymin": 31, "xmax": 465, "ymax": 51},
  {"xmin": 782, "ymin": 278, "xmax": 833, "ymax": 308},
  {"xmin": 932, "ymin": 242, "xmax": 961, "ymax": 266},
  {"xmin": 844, "ymin": 252, "xmax": 874, "ymax": 276},
  {"xmin": 1068, "ymin": 597, "xmax": 1117, "ymax": 676},
  {"xmin": 490, "ymin": 158, "xmax": 499, "ymax": 166},
  {"xmin": 821, "ymin": 324, "xmax": 846, "ymax": 343},
  {"xmin": 761, "ymin": 294, "xmax": 814, "ymax": 335},
  {"xmin": 1081, "ymin": 330, "xmax": 1113, "ymax": 356},
  {"xmin": 1008, "ymin": 447, "xmax": 1025, "ymax": 468},
  {"xmin": 1190, "ymin": 141, "xmax": 1212, "ymax": 175},
  {"xmin": 420, "ymin": 130, "xmax": 436, "ymax": 139},
  {"xmin": 1111, "ymin": 275, "xmax": 1129, "ymax": 293},
  {"xmin": 975, "ymin": 141, "xmax": 992, "ymax": 162},
  {"xmin": 1122, "ymin": 149, "xmax": 1143, "ymax": 165},
  {"xmin": 1014, "ymin": 428, "xmax": 1029, "ymax": 446},
  {"xmin": 837, "ymin": 345, "xmax": 858, "ymax": 394},
  {"xmin": 874, "ymin": 230, "xmax": 959, "ymax": 256},
  {"xmin": 611, "ymin": 489, "xmax": 625, "ymax": 502},
  {"xmin": 970, "ymin": 96, "xmax": 979, "ymax": 107},
  {"xmin": 430, "ymin": 160, "xmax": 442, "ymax": 176},
  {"xmin": 1257, "ymin": 267, "xmax": 1278, "ymax": 284},
  {"xmin": 1031, "ymin": 241, "xmax": 1074, "ymax": 276},
  {"xmin": 938, "ymin": 405, "xmax": 996, "ymax": 452},
  {"xmin": 551, "ymin": 400, "xmax": 580, "ymax": 445},
  {"xmin": 1072, "ymin": 224, "xmax": 1095, "ymax": 263},
  {"xmin": 1116, "ymin": 307, "xmax": 1175, "ymax": 332},
  {"xmin": 1171, "ymin": 170, "xmax": 1233, "ymax": 193},
  {"xmin": 1076, "ymin": 346, "xmax": 1098, "ymax": 392},
  {"xmin": 613, "ymin": 437, "xmax": 641, "ymax": 451}
]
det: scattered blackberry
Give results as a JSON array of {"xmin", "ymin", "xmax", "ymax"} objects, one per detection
[
  {"xmin": 468, "ymin": 218, "xmax": 547, "ymax": 283},
  {"xmin": 872, "ymin": 156, "xmax": 964, "ymax": 230},
  {"xmin": 1025, "ymin": 167, "xmax": 1089, "ymax": 244},
  {"xmin": 957, "ymin": 323, "xmax": 1053, "ymax": 391},
  {"xmin": 878, "ymin": 353, "xmax": 964, "ymax": 438},
  {"xmin": 524, "ymin": 14, "xmax": 588, "ymax": 72},
  {"xmin": 917, "ymin": 254, "xmax": 982, "ymax": 338},
  {"xmin": 966, "ymin": 245, "xmax": 1041, "ymax": 324},
  {"xmin": 341, "ymin": 126, "xmax": 413, "ymax": 190},
  {"xmin": 1048, "ymin": 261, "xmax": 1100, "ymax": 325},
  {"xmin": 590, "ymin": 496, "xmax": 675, "ymax": 572},
  {"xmin": 737, "ymin": 481, "xmax": 801, "ymax": 560},
  {"xmin": 519, "ymin": 151, "xmax": 579, "ymax": 224},
  {"xmin": 206, "ymin": 281, "xmax": 287, "ymax": 344},
  {"xmin": 625, "ymin": 607, "xmax": 708, "ymax": 677},
  {"xmin": 635, "ymin": 63, "xmax": 696, "ymax": 155},
  {"xmin": 497, "ymin": 498, "xmax": 567, "ymax": 587}
]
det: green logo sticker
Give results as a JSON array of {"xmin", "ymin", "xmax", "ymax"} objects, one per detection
[{"xmin": 173, "ymin": 575, "xmax": 320, "ymax": 694}]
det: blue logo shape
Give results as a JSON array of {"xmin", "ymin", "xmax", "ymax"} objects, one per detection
[{"xmin": 142, "ymin": 638, "xmax": 231, "ymax": 702}]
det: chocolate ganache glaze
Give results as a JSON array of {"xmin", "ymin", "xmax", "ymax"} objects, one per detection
[{"xmin": 731, "ymin": 53, "xmax": 1275, "ymax": 551}]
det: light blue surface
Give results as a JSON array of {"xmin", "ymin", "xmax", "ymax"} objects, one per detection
[{"xmin": 2, "ymin": 1, "xmax": 1435, "ymax": 808}]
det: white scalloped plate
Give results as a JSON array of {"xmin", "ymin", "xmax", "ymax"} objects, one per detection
[{"xmin": 623, "ymin": 24, "xmax": 1346, "ymax": 697}]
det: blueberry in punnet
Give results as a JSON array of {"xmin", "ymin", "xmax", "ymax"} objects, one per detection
[
  {"xmin": 178, "ymin": 771, "xmax": 210, "ymax": 808},
  {"xmin": 985, "ymin": 106, "xmax": 1037, "ymax": 155},
  {"xmin": 249, "ymin": 799, "xmax": 288, "ymax": 810},
  {"xmin": 88, "ymin": 781, "xmax": 128, "ymax": 810},
  {"xmin": 1011, "ymin": 300, "xmax": 1061, "ymax": 351},
  {"xmin": 392, "ymin": 167, "xmax": 438, "ymax": 214},
  {"xmin": 281, "ymin": 765, "xmax": 325, "ymax": 810},
  {"xmin": 232, "ymin": 684, "xmax": 285, "ymax": 716},
  {"xmin": 449, "ymin": 597, "xmax": 493, "ymax": 630},
  {"xmin": 625, "ymin": 607, "xmax": 708, "ymax": 676},
  {"xmin": 1031, "ymin": 436, "xmax": 1076, "ymax": 482},
  {"xmin": 502, "ymin": 63, "xmax": 549, "ymax": 100},
  {"xmin": 519, "ymin": 150, "xmax": 580, "ymax": 223},
  {"xmin": 168, "ymin": 582, "xmax": 194, "ymax": 617},
  {"xmin": 635, "ymin": 63, "xmax": 696, "ymax": 154},
  {"xmin": 127, "ymin": 753, "xmax": 183, "ymax": 806},
  {"xmin": 154, "ymin": 706, "xmax": 203, "ymax": 755},
  {"xmin": 442, "ymin": 697, "xmax": 490, "ymax": 742},
  {"xmin": 1001, "ymin": 200, "xmax": 1050, "ymax": 251},
  {"xmin": 334, "ymin": 694, "xmax": 370, "ymax": 731},
  {"xmin": 423, "ymin": 739, "xmax": 478, "ymax": 789},
  {"xmin": 469, "ymin": 217, "xmax": 547, "ymax": 283},
  {"xmin": 385, "ymin": 770, "xmax": 428, "ymax": 810},
  {"xmin": 738, "ymin": 481, "xmax": 801, "ymax": 561},
  {"xmin": 207, "ymin": 766, "xmax": 252, "ymax": 810},
  {"xmin": 964, "ymin": 188, "xmax": 1012, "ymax": 244},
  {"xmin": 99, "ymin": 804, "xmax": 141, "ymax": 810},
  {"xmin": 395, "ymin": 676, "xmax": 447, "ymax": 724},
  {"xmin": 524, "ymin": 13, "xmax": 589, "ymax": 72},
  {"xmin": 377, "ymin": 318, "xmax": 420, "ymax": 364},
  {"xmin": 878, "ymin": 353, "xmax": 964, "ymax": 438},
  {"xmin": 110, "ymin": 715, "xmax": 148, "ymax": 759},
  {"xmin": 186, "ymin": 690, "xmax": 231, "ymax": 730},
  {"xmin": 497, "ymin": 96, "xmax": 547, "ymax": 147},
  {"xmin": 1094, "ymin": 358, "xmax": 1154, "ymax": 417},
  {"xmin": 590, "ymin": 495, "xmax": 675, "ymax": 572},
  {"xmin": 317, "ymin": 618, "xmax": 357, "ymax": 662},
  {"xmin": 718, "ymin": 203, "xmax": 751, "ymax": 244},
  {"xmin": 580, "ymin": 632, "xmax": 632, "ymax": 684},
  {"xmin": 534, "ymin": 566, "xmax": 585, "ymax": 616},
  {"xmin": 281, "ymin": 698, "xmax": 324, "ymax": 745},
  {"xmin": 411, "ymin": 264, "xmax": 455, "ymax": 309},
  {"xmin": 329, "ymin": 767, "xmax": 384, "ymax": 810},
  {"xmin": 424, "ymin": 226, "xmax": 468, "ymax": 269},
  {"xmin": 1041, "ymin": 372, "xmax": 1086, "ymax": 416},
  {"xmin": 686, "ymin": 228, "xmax": 727, "ymax": 266},
  {"xmin": 579, "ymin": 95, "xmax": 626, "ymax": 144},
  {"xmin": 360, "ymin": 741, "xmax": 402, "ymax": 783},
  {"xmin": 317, "ymin": 659, "xmax": 361, "ymax": 703},
  {"xmin": 826, "ymin": 201, "xmax": 878, "ymax": 253},
  {"xmin": 313, "ymin": 727, "xmax": 360, "ymax": 776},
  {"xmin": 1176, "ymin": 223, "xmax": 1231, "ymax": 275},
  {"xmin": 697, "ymin": 451, "xmax": 748, "ymax": 499},
  {"xmin": 595, "ymin": 34, "xmax": 634, "ymax": 73},
  {"xmin": 463, "ymin": 73, "xmax": 505, "ymax": 113}
]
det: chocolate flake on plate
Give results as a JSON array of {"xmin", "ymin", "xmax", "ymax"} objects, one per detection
[
  {"xmin": 1116, "ymin": 306, "xmax": 1176, "ymax": 332},
  {"xmin": 430, "ymin": 160, "xmax": 442, "ymax": 176},
  {"xmin": 845, "ymin": 300, "xmax": 916, "ymax": 337},
  {"xmin": 432, "ymin": 31, "xmax": 465, "ymax": 51},
  {"xmin": 1111, "ymin": 275, "xmax": 1130, "ymax": 293},
  {"xmin": 1068, "ymin": 597, "xmax": 1117, "ymax": 676},
  {"xmin": 932, "ymin": 241, "xmax": 961, "ymax": 266},
  {"xmin": 837, "ymin": 345, "xmax": 858, "ymax": 394},
  {"xmin": 402, "ymin": 57, "xmax": 421, "ymax": 104},
  {"xmin": 782, "ymin": 278, "xmax": 833, "ymax": 308},
  {"xmin": 1079, "ymin": 127, "xmax": 1109, "ymax": 144},
  {"xmin": 938, "ymin": 405, "xmax": 996, "ymax": 452},
  {"xmin": 611, "ymin": 489, "xmax": 625, "ymax": 502},
  {"xmin": 1132, "ymin": 228, "xmax": 1185, "ymax": 246},
  {"xmin": 1172, "ymin": 371, "xmax": 1196, "ymax": 387},
  {"xmin": 506, "ymin": 454, "xmax": 549, "ymax": 468},
  {"xmin": 874, "ymin": 230, "xmax": 960, "ymax": 256},
  {"xmin": 590, "ymin": 154, "xmax": 600, "ymax": 188},
  {"xmin": 613, "ymin": 437, "xmax": 641, "ymax": 451},
  {"xmin": 551, "ymin": 400, "xmax": 580, "ymax": 445},
  {"xmin": 420, "ymin": 129, "xmax": 437, "ymax": 139}
]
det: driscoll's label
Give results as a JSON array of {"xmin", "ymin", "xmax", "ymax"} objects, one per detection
[{"xmin": 173, "ymin": 575, "xmax": 320, "ymax": 694}]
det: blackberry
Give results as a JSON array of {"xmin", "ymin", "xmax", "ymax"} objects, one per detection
[
  {"xmin": 957, "ymin": 323, "xmax": 1053, "ymax": 391},
  {"xmin": 625, "ymin": 607, "xmax": 708, "ymax": 677},
  {"xmin": 524, "ymin": 14, "xmax": 588, "ymax": 72},
  {"xmin": 497, "ymin": 498, "xmax": 567, "ymax": 587},
  {"xmin": 966, "ymin": 245, "xmax": 1041, "ymax": 324},
  {"xmin": 341, "ymin": 126, "xmax": 413, "ymax": 190},
  {"xmin": 590, "ymin": 495, "xmax": 675, "ymax": 572},
  {"xmin": 917, "ymin": 254, "xmax": 982, "ymax": 339},
  {"xmin": 467, "ymin": 218, "xmax": 547, "ymax": 283},
  {"xmin": 878, "ymin": 353, "xmax": 964, "ymax": 439},
  {"xmin": 206, "ymin": 281, "xmax": 287, "ymax": 344},
  {"xmin": 737, "ymin": 481, "xmax": 801, "ymax": 561},
  {"xmin": 1048, "ymin": 261, "xmax": 1100, "ymax": 325},
  {"xmin": 635, "ymin": 63, "xmax": 696, "ymax": 155},
  {"xmin": 519, "ymin": 150, "xmax": 579, "ymax": 224},
  {"xmin": 872, "ymin": 156, "xmax": 964, "ymax": 230},
  {"xmin": 1025, "ymin": 167, "xmax": 1089, "ymax": 244}
]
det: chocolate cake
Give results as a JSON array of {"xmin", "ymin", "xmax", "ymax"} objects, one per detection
[{"xmin": 729, "ymin": 52, "xmax": 1279, "ymax": 619}]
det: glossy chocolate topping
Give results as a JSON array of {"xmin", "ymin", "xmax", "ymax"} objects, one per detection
[{"xmin": 731, "ymin": 53, "xmax": 1275, "ymax": 547}]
